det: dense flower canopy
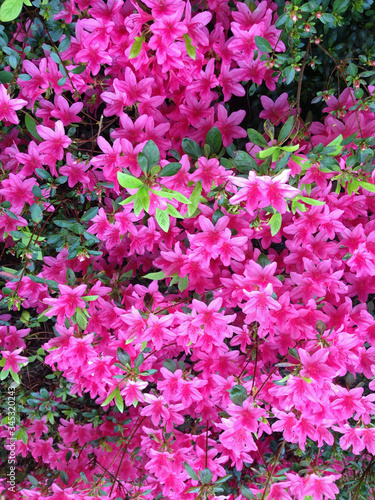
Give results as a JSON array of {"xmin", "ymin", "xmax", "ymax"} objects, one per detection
[{"xmin": 0, "ymin": 0, "xmax": 375, "ymax": 499}]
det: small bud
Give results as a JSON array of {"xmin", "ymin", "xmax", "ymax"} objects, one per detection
[
  {"xmin": 291, "ymin": 12, "xmax": 298, "ymax": 21},
  {"xmin": 314, "ymin": 37, "xmax": 321, "ymax": 45},
  {"xmin": 315, "ymin": 321, "xmax": 326, "ymax": 335},
  {"xmin": 304, "ymin": 23, "xmax": 311, "ymax": 32},
  {"xmin": 315, "ymin": 11, "xmax": 322, "ymax": 18}
]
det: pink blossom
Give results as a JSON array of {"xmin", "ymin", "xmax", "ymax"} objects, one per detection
[{"xmin": 0, "ymin": 84, "xmax": 27, "ymax": 124}]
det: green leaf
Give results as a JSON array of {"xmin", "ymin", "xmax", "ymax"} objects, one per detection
[
  {"xmin": 155, "ymin": 208, "xmax": 170, "ymax": 232},
  {"xmin": 30, "ymin": 204, "xmax": 43, "ymax": 223},
  {"xmin": 134, "ymin": 353, "xmax": 144, "ymax": 368},
  {"xmin": 182, "ymin": 138, "xmax": 202, "ymax": 159},
  {"xmin": 59, "ymin": 471, "xmax": 69, "ymax": 486},
  {"xmin": 0, "ymin": 0, "xmax": 23, "ymax": 22},
  {"xmin": 284, "ymin": 66, "xmax": 296, "ymax": 85},
  {"xmin": 144, "ymin": 271, "xmax": 165, "ymax": 280},
  {"xmin": 118, "ymin": 172, "xmax": 143, "ymax": 189},
  {"xmin": 247, "ymin": 128, "xmax": 268, "ymax": 147},
  {"xmin": 101, "ymin": 388, "xmax": 118, "ymax": 406},
  {"xmin": 66, "ymin": 268, "xmax": 75, "ymax": 286},
  {"xmin": 80, "ymin": 471, "xmax": 89, "ymax": 484},
  {"xmin": 269, "ymin": 212, "xmax": 282, "ymax": 236},
  {"xmin": 320, "ymin": 13, "xmax": 336, "ymax": 24},
  {"xmin": 359, "ymin": 181, "xmax": 375, "ymax": 193},
  {"xmin": 205, "ymin": 126, "xmax": 222, "ymax": 154},
  {"xmin": 5, "ymin": 209, "xmax": 18, "ymax": 220},
  {"xmin": 178, "ymin": 275, "xmax": 189, "ymax": 292},
  {"xmin": 10, "ymin": 369, "xmax": 20, "ymax": 384},
  {"xmin": 137, "ymin": 186, "xmax": 150, "ymax": 212},
  {"xmin": 32, "ymin": 185, "xmax": 42, "ymax": 198},
  {"xmin": 137, "ymin": 153, "xmax": 150, "ymax": 174},
  {"xmin": 188, "ymin": 181, "xmax": 202, "ymax": 217},
  {"xmin": 115, "ymin": 389, "xmax": 124, "ymax": 413},
  {"xmin": 333, "ymin": 0, "xmax": 349, "ymax": 13},
  {"xmin": 233, "ymin": 151, "xmax": 259, "ymax": 173},
  {"xmin": 183, "ymin": 34, "xmax": 196, "ymax": 60},
  {"xmin": 166, "ymin": 203, "xmax": 184, "ymax": 218},
  {"xmin": 58, "ymin": 34, "xmax": 71, "ymax": 52},
  {"xmin": 184, "ymin": 462, "xmax": 199, "ymax": 481},
  {"xmin": 170, "ymin": 190, "xmax": 190, "ymax": 204},
  {"xmin": 119, "ymin": 194, "xmax": 137, "ymax": 206},
  {"xmin": 279, "ymin": 116, "xmax": 295, "ymax": 143},
  {"xmin": 257, "ymin": 253, "xmax": 271, "ymax": 268},
  {"xmin": 143, "ymin": 140, "xmax": 160, "ymax": 171},
  {"xmin": 257, "ymin": 146, "xmax": 279, "ymax": 159},
  {"xmin": 299, "ymin": 196, "xmax": 325, "ymax": 206},
  {"xmin": 200, "ymin": 468, "xmax": 213, "ymax": 485},
  {"xmin": 70, "ymin": 65, "xmax": 86, "ymax": 74},
  {"xmin": 35, "ymin": 168, "xmax": 52, "ymax": 181},
  {"xmin": 325, "ymin": 134, "xmax": 343, "ymax": 156},
  {"xmin": 81, "ymin": 207, "xmax": 99, "ymax": 222},
  {"xmin": 157, "ymin": 162, "xmax": 182, "ymax": 177},
  {"xmin": 14, "ymin": 428, "xmax": 28, "ymax": 444},
  {"xmin": 129, "ymin": 35, "xmax": 145, "ymax": 59},
  {"xmin": 75, "ymin": 308, "xmax": 88, "ymax": 330},
  {"xmin": 25, "ymin": 114, "xmax": 42, "ymax": 141},
  {"xmin": 240, "ymin": 484, "xmax": 256, "ymax": 499},
  {"xmin": 212, "ymin": 209, "xmax": 225, "ymax": 224},
  {"xmin": 229, "ymin": 385, "xmax": 247, "ymax": 406},
  {"xmin": 254, "ymin": 35, "xmax": 272, "ymax": 53},
  {"xmin": 82, "ymin": 295, "xmax": 98, "ymax": 302},
  {"xmin": 215, "ymin": 474, "xmax": 233, "ymax": 484},
  {"xmin": 27, "ymin": 475, "xmax": 38, "ymax": 486},
  {"xmin": 117, "ymin": 348, "xmax": 131, "ymax": 366},
  {"xmin": 0, "ymin": 70, "xmax": 13, "ymax": 83},
  {"xmin": 347, "ymin": 63, "xmax": 358, "ymax": 77}
]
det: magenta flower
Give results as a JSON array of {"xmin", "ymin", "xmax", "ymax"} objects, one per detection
[
  {"xmin": 0, "ymin": 173, "xmax": 36, "ymax": 213},
  {"xmin": 2, "ymin": 348, "xmax": 28, "ymax": 372},
  {"xmin": 37, "ymin": 120, "xmax": 72, "ymax": 162},
  {"xmin": 304, "ymin": 474, "xmax": 341, "ymax": 500},
  {"xmin": 0, "ymin": 84, "xmax": 27, "ymax": 124},
  {"xmin": 44, "ymin": 284, "xmax": 87, "ymax": 324},
  {"xmin": 298, "ymin": 348, "xmax": 336, "ymax": 384},
  {"xmin": 258, "ymin": 169, "xmax": 300, "ymax": 214},
  {"xmin": 242, "ymin": 283, "xmax": 281, "ymax": 322},
  {"xmin": 215, "ymin": 104, "xmax": 247, "ymax": 147}
]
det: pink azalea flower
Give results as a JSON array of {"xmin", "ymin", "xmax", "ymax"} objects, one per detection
[
  {"xmin": 44, "ymin": 284, "xmax": 87, "ymax": 323},
  {"xmin": 2, "ymin": 348, "xmax": 28, "ymax": 372},
  {"xmin": 215, "ymin": 104, "xmax": 247, "ymax": 147},
  {"xmin": 304, "ymin": 474, "xmax": 341, "ymax": 500},
  {"xmin": 242, "ymin": 283, "xmax": 281, "ymax": 323},
  {"xmin": 0, "ymin": 173, "xmax": 36, "ymax": 213},
  {"xmin": 0, "ymin": 84, "xmax": 27, "ymax": 124},
  {"xmin": 258, "ymin": 169, "xmax": 300, "ymax": 214},
  {"xmin": 37, "ymin": 120, "xmax": 72, "ymax": 162},
  {"xmin": 298, "ymin": 348, "xmax": 336, "ymax": 384}
]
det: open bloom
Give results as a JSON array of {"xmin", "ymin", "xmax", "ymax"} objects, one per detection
[
  {"xmin": 242, "ymin": 283, "xmax": 281, "ymax": 322},
  {"xmin": 44, "ymin": 284, "xmax": 87, "ymax": 324},
  {"xmin": 258, "ymin": 169, "xmax": 300, "ymax": 214},
  {"xmin": 2, "ymin": 348, "xmax": 28, "ymax": 372},
  {"xmin": 0, "ymin": 84, "xmax": 27, "ymax": 124}
]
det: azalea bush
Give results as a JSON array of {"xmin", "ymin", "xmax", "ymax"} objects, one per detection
[{"xmin": 1, "ymin": 0, "xmax": 375, "ymax": 498}]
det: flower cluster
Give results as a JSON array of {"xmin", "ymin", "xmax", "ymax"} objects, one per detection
[{"xmin": 0, "ymin": 0, "xmax": 375, "ymax": 499}]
